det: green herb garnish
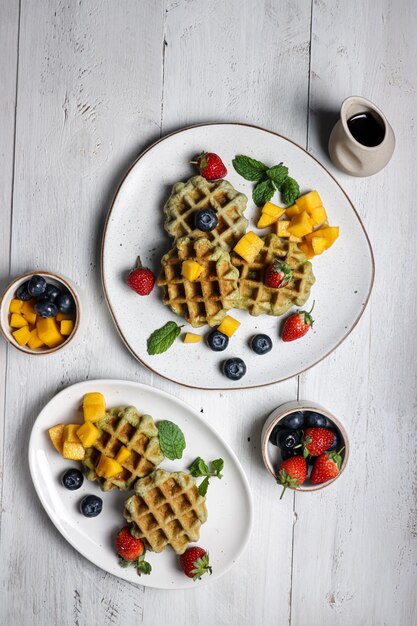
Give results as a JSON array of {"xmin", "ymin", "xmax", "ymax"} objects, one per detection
[
  {"xmin": 147, "ymin": 321, "xmax": 182, "ymax": 355},
  {"xmin": 158, "ymin": 420, "xmax": 186, "ymax": 460},
  {"xmin": 232, "ymin": 154, "xmax": 300, "ymax": 206},
  {"xmin": 188, "ymin": 457, "xmax": 224, "ymax": 496}
]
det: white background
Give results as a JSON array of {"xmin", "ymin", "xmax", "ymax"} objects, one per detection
[{"xmin": 1, "ymin": 1, "xmax": 416, "ymax": 625}]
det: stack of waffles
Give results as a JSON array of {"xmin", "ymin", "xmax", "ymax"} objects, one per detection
[{"xmin": 158, "ymin": 176, "xmax": 315, "ymax": 325}]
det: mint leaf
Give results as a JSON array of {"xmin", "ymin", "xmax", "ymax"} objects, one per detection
[
  {"xmin": 281, "ymin": 177, "xmax": 300, "ymax": 206},
  {"xmin": 266, "ymin": 163, "xmax": 288, "ymax": 189},
  {"xmin": 147, "ymin": 321, "xmax": 182, "ymax": 355},
  {"xmin": 198, "ymin": 476, "xmax": 210, "ymax": 497},
  {"xmin": 211, "ymin": 458, "xmax": 224, "ymax": 478},
  {"xmin": 158, "ymin": 420, "xmax": 186, "ymax": 459},
  {"xmin": 189, "ymin": 457, "xmax": 209, "ymax": 477},
  {"xmin": 252, "ymin": 178, "xmax": 275, "ymax": 206},
  {"xmin": 232, "ymin": 155, "xmax": 268, "ymax": 181}
]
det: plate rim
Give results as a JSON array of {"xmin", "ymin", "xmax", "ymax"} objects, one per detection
[
  {"xmin": 101, "ymin": 122, "xmax": 375, "ymax": 390},
  {"xmin": 28, "ymin": 378, "xmax": 254, "ymax": 590}
]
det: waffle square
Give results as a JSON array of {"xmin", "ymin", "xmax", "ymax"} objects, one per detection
[
  {"xmin": 231, "ymin": 233, "xmax": 315, "ymax": 317},
  {"xmin": 124, "ymin": 469, "xmax": 208, "ymax": 554},
  {"xmin": 82, "ymin": 406, "xmax": 164, "ymax": 491},
  {"xmin": 164, "ymin": 176, "xmax": 248, "ymax": 250},
  {"xmin": 157, "ymin": 236, "xmax": 240, "ymax": 327}
]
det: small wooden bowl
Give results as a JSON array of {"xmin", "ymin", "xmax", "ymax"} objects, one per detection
[
  {"xmin": 0, "ymin": 271, "xmax": 82, "ymax": 355},
  {"xmin": 261, "ymin": 400, "xmax": 349, "ymax": 491}
]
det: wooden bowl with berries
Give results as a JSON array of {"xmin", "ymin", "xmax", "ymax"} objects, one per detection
[{"xmin": 261, "ymin": 400, "xmax": 349, "ymax": 496}]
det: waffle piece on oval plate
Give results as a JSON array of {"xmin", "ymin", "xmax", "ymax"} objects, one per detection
[
  {"xmin": 164, "ymin": 176, "xmax": 248, "ymax": 250},
  {"xmin": 231, "ymin": 233, "xmax": 315, "ymax": 317},
  {"xmin": 82, "ymin": 406, "xmax": 164, "ymax": 491},
  {"xmin": 124, "ymin": 468, "xmax": 208, "ymax": 555},
  {"xmin": 157, "ymin": 236, "xmax": 240, "ymax": 327}
]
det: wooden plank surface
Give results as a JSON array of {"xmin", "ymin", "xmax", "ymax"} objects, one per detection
[{"xmin": 1, "ymin": 0, "xmax": 416, "ymax": 625}]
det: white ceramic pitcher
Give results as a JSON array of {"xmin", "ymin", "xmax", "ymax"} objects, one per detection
[{"xmin": 328, "ymin": 96, "xmax": 395, "ymax": 177}]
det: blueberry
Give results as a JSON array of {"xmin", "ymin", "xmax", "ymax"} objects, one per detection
[
  {"xmin": 28, "ymin": 274, "xmax": 47, "ymax": 297},
  {"xmin": 56, "ymin": 292, "xmax": 75, "ymax": 314},
  {"xmin": 277, "ymin": 428, "xmax": 302, "ymax": 450},
  {"xmin": 305, "ymin": 411, "xmax": 327, "ymax": 428},
  {"xmin": 43, "ymin": 283, "xmax": 61, "ymax": 302},
  {"xmin": 281, "ymin": 411, "xmax": 305, "ymax": 429},
  {"xmin": 326, "ymin": 430, "xmax": 340, "ymax": 452},
  {"xmin": 281, "ymin": 448, "xmax": 303, "ymax": 460},
  {"xmin": 35, "ymin": 299, "xmax": 58, "ymax": 318},
  {"xmin": 207, "ymin": 330, "xmax": 229, "ymax": 352},
  {"xmin": 251, "ymin": 334, "xmax": 273, "ymax": 355},
  {"xmin": 61, "ymin": 468, "xmax": 84, "ymax": 490},
  {"xmin": 16, "ymin": 280, "xmax": 33, "ymax": 301},
  {"xmin": 80, "ymin": 495, "xmax": 103, "ymax": 517},
  {"xmin": 195, "ymin": 208, "xmax": 218, "ymax": 232},
  {"xmin": 223, "ymin": 357, "xmax": 246, "ymax": 380}
]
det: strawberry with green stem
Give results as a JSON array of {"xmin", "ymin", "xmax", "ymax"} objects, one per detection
[{"xmin": 281, "ymin": 302, "xmax": 315, "ymax": 342}]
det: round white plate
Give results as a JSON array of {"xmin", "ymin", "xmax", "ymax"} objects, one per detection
[
  {"xmin": 28, "ymin": 379, "xmax": 253, "ymax": 590},
  {"xmin": 102, "ymin": 123, "xmax": 374, "ymax": 389}
]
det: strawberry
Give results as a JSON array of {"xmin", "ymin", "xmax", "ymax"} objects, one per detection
[
  {"xmin": 194, "ymin": 152, "xmax": 227, "ymax": 180},
  {"xmin": 302, "ymin": 427, "xmax": 335, "ymax": 457},
  {"xmin": 265, "ymin": 260, "xmax": 293, "ymax": 289},
  {"xmin": 277, "ymin": 456, "xmax": 307, "ymax": 499},
  {"xmin": 179, "ymin": 546, "xmax": 212, "ymax": 580},
  {"xmin": 126, "ymin": 257, "xmax": 155, "ymax": 296},
  {"xmin": 281, "ymin": 301, "xmax": 314, "ymax": 342},
  {"xmin": 310, "ymin": 448, "xmax": 345, "ymax": 484},
  {"xmin": 116, "ymin": 526, "xmax": 152, "ymax": 575}
]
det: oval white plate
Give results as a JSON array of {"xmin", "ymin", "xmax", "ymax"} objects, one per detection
[
  {"xmin": 102, "ymin": 123, "xmax": 374, "ymax": 389},
  {"xmin": 28, "ymin": 379, "xmax": 253, "ymax": 590}
]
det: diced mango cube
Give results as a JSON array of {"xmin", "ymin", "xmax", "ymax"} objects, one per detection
[
  {"xmin": 311, "ymin": 236, "xmax": 328, "ymax": 255},
  {"xmin": 27, "ymin": 329, "xmax": 44, "ymax": 350},
  {"xmin": 257, "ymin": 201, "xmax": 286, "ymax": 228},
  {"xmin": 305, "ymin": 226, "xmax": 339, "ymax": 250},
  {"xmin": 21, "ymin": 300, "xmax": 37, "ymax": 325},
  {"xmin": 217, "ymin": 315, "xmax": 241, "ymax": 337},
  {"xmin": 12, "ymin": 326, "xmax": 31, "ymax": 346},
  {"xmin": 284, "ymin": 204, "xmax": 302, "ymax": 218},
  {"xmin": 60, "ymin": 320, "xmax": 74, "ymax": 336},
  {"xmin": 276, "ymin": 220, "xmax": 290, "ymax": 237},
  {"xmin": 10, "ymin": 313, "xmax": 28, "ymax": 329},
  {"xmin": 115, "ymin": 445, "xmax": 131, "ymax": 464},
  {"xmin": 76, "ymin": 421, "xmax": 99, "ymax": 448},
  {"xmin": 309, "ymin": 205, "xmax": 328, "ymax": 226},
  {"xmin": 295, "ymin": 191, "xmax": 322, "ymax": 213},
  {"xmin": 83, "ymin": 392, "xmax": 106, "ymax": 423},
  {"xmin": 182, "ymin": 260, "xmax": 203, "ymax": 282},
  {"xmin": 48, "ymin": 424, "xmax": 65, "ymax": 454},
  {"xmin": 233, "ymin": 232, "xmax": 264, "ymax": 264},
  {"xmin": 36, "ymin": 318, "xmax": 64, "ymax": 348},
  {"xmin": 62, "ymin": 441, "xmax": 85, "ymax": 460},
  {"xmin": 96, "ymin": 454, "xmax": 123, "ymax": 479},
  {"xmin": 56, "ymin": 312, "xmax": 72, "ymax": 322},
  {"xmin": 288, "ymin": 212, "xmax": 314, "ymax": 238},
  {"xmin": 183, "ymin": 332, "xmax": 201, "ymax": 344},
  {"xmin": 63, "ymin": 424, "xmax": 82, "ymax": 444},
  {"xmin": 257, "ymin": 213, "xmax": 277, "ymax": 229},
  {"xmin": 9, "ymin": 299, "xmax": 23, "ymax": 314},
  {"xmin": 298, "ymin": 241, "xmax": 315, "ymax": 260}
]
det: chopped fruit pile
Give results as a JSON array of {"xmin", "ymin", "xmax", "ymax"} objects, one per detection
[
  {"xmin": 8, "ymin": 275, "xmax": 76, "ymax": 350},
  {"xmin": 270, "ymin": 410, "xmax": 345, "ymax": 495},
  {"xmin": 254, "ymin": 191, "xmax": 339, "ymax": 259}
]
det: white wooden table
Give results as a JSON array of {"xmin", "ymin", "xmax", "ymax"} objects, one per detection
[{"xmin": 1, "ymin": 1, "xmax": 416, "ymax": 624}]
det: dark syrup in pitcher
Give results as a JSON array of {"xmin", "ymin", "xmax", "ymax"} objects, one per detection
[{"xmin": 347, "ymin": 112, "xmax": 385, "ymax": 147}]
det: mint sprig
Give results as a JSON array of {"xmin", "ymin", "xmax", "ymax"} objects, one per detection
[
  {"xmin": 188, "ymin": 457, "xmax": 224, "ymax": 496},
  {"xmin": 147, "ymin": 321, "xmax": 182, "ymax": 355},
  {"xmin": 158, "ymin": 420, "xmax": 186, "ymax": 459},
  {"xmin": 232, "ymin": 154, "xmax": 300, "ymax": 207}
]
